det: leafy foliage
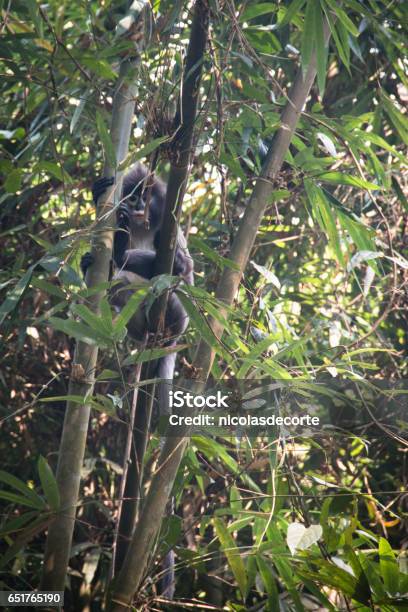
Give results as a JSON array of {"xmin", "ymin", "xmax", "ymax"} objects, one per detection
[{"xmin": 0, "ymin": 0, "xmax": 407, "ymax": 609}]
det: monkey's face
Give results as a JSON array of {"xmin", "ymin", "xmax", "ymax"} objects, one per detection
[{"xmin": 119, "ymin": 190, "xmax": 161, "ymax": 232}]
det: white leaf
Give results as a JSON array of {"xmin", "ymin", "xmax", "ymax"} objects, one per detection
[
  {"xmin": 243, "ymin": 398, "xmax": 266, "ymax": 410},
  {"xmin": 363, "ymin": 265, "xmax": 375, "ymax": 295},
  {"xmin": 317, "ymin": 132, "xmax": 338, "ymax": 157},
  {"xmin": 326, "ymin": 366, "xmax": 338, "ymax": 377},
  {"xmin": 329, "ymin": 322, "xmax": 342, "ymax": 348},
  {"xmin": 287, "ymin": 522, "xmax": 322, "ymax": 556},
  {"xmin": 250, "ymin": 261, "xmax": 281, "ymax": 290},
  {"xmin": 347, "ymin": 250, "xmax": 382, "ymax": 271},
  {"xmin": 385, "ymin": 255, "xmax": 408, "ymax": 270}
]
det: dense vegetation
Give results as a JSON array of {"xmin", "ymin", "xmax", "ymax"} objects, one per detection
[{"xmin": 0, "ymin": 0, "xmax": 407, "ymax": 610}]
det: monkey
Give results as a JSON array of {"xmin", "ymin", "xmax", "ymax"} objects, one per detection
[
  {"xmin": 81, "ymin": 163, "xmax": 193, "ymax": 599},
  {"xmin": 81, "ymin": 163, "xmax": 194, "ymax": 414}
]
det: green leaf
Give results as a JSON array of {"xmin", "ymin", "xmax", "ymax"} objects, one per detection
[
  {"xmin": 240, "ymin": 3, "xmax": 276, "ymax": 21},
  {"xmin": 122, "ymin": 344, "xmax": 187, "ymax": 366},
  {"xmin": 0, "ymin": 471, "xmax": 46, "ymax": 510},
  {"xmin": 71, "ymin": 303, "xmax": 113, "ymax": 337},
  {"xmin": 41, "ymin": 394, "xmax": 89, "ymax": 404},
  {"xmin": 318, "ymin": 172, "xmax": 380, "ymax": 190},
  {"xmin": 379, "ymin": 538, "xmax": 399, "ymax": 596},
  {"xmin": 177, "ymin": 292, "xmax": 231, "ymax": 362},
  {"xmin": 37, "ymin": 456, "xmax": 60, "ymax": 512},
  {"xmin": 244, "ymin": 29, "xmax": 281, "ymax": 54},
  {"xmin": 189, "ymin": 236, "xmax": 239, "ymax": 270},
  {"xmin": 344, "ymin": 545, "xmax": 371, "ymax": 602},
  {"xmin": 36, "ymin": 161, "xmax": 71, "ymax": 183},
  {"xmin": 301, "ymin": 0, "xmax": 315, "ymax": 73},
  {"xmin": 392, "ymin": 176, "xmax": 408, "ymax": 212},
  {"xmin": 0, "ymin": 515, "xmax": 50, "ymax": 571},
  {"xmin": 0, "ymin": 511, "xmax": 39, "ymax": 537},
  {"xmin": 0, "ymin": 266, "xmax": 35, "ymax": 325},
  {"xmin": 112, "ymin": 288, "xmax": 147, "ymax": 334},
  {"xmin": 118, "ymin": 136, "xmax": 170, "ymax": 171},
  {"xmin": 256, "ymin": 555, "xmax": 280, "ymax": 610},
  {"xmin": 382, "ymin": 95, "xmax": 408, "ymax": 145},
  {"xmin": 324, "ymin": 0, "xmax": 359, "ymax": 36},
  {"xmin": 314, "ymin": 1, "xmax": 328, "ymax": 95},
  {"xmin": 280, "ymin": 0, "xmax": 306, "ymax": 26},
  {"xmin": 95, "ymin": 110, "xmax": 116, "ymax": 169},
  {"xmin": 305, "ymin": 179, "xmax": 344, "ymax": 265},
  {"xmin": 0, "ymin": 490, "xmax": 45, "ymax": 510},
  {"xmin": 322, "ymin": 3, "xmax": 350, "ymax": 71},
  {"xmin": 4, "ymin": 169, "xmax": 22, "ymax": 193},
  {"xmin": 214, "ymin": 518, "xmax": 247, "ymax": 599},
  {"xmin": 70, "ymin": 97, "xmax": 87, "ymax": 134},
  {"xmin": 48, "ymin": 316, "xmax": 110, "ymax": 347},
  {"xmin": 230, "ymin": 485, "xmax": 242, "ymax": 512}
]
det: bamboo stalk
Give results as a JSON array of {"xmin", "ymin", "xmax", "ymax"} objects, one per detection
[{"xmin": 40, "ymin": 4, "xmax": 148, "ymax": 592}]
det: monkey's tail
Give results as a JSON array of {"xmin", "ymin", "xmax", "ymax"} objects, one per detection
[
  {"xmin": 156, "ymin": 353, "xmax": 177, "ymax": 600},
  {"xmin": 160, "ymin": 548, "xmax": 175, "ymax": 600},
  {"xmin": 157, "ymin": 351, "xmax": 177, "ymax": 416}
]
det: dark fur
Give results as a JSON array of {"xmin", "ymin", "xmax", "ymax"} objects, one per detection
[{"xmin": 82, "ymin": 163, "xmax": 194, "ymax": 343}]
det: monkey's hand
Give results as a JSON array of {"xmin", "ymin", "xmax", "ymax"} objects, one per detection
[
  {"xmin": 92, "ymin": 177, "xmax": 114, "ymax": 204},
  {"xmin": 80, "ymin": 252, "xmax": 94, "ymax": 277},
  {"xmin": 81, "ymin": 251, "xmax": 114, "ymax": 280}
]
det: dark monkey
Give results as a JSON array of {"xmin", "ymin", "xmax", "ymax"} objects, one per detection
[{"xmin": 81, "ymin": 162, "xmax": 194, "ymax": 412}]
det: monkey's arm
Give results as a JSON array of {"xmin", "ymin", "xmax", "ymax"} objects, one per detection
[{"xmin": 120, "ymin": 249, "xmax": 156, "ymax": 279}]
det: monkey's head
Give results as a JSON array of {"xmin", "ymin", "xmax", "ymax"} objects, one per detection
[{"xmin": 119, "ymin": 163, "xmax": 164, "ymax": 232}]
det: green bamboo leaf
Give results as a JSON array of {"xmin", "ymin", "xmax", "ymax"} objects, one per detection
[
  {"xmin": 240, "ymin": 3, "xmax": 276, "ymax": 22},
  {"xmin": 301, "ymin": 0, "xmax": 315, "ymax": 73},
  {"xmin": 324, "ymin": 0, "xmax": 359, "ymax": 36},
  {"xmin": 322, "ymin": 3, "xmax": 350, "ymax": 71},
  {"xmin": 0, "ymin": 511, "xmax": 39, "ymax": 537},
  {"xmin": 112, "ymin": 288, "xmax": 147, "ymax": 334},
  {"xmin": 382, "ymin": 95, "xmax": 408, "ymax": 145},
  {"xmin": 214, "ymin": 518, "xmax": 247, "ymax": 599},
  {"xmin": 0, "ymin": 515, "xmax": 50, "ymax": 571},
  {"xmin": 305, "ymin": 179, "xmax": 344, "ymax": 265},
  {"xmin": 177, "ymin": 292, "xmax": 231, "ymax": 362},
  {"xmin": 70, "ymin": 97, "xmax": 87, "ymax": 134},
  {"xmin": 189, "ymin": 236, "xmax": 239, "ymax": 270},
  {"xmin": 38, "ymin": 456, "xmax": 60, "ymax": 512},
  {"xmin": 118, "ymin": 136, "xmax": 170, "ymax": 171},
  {"xmin": 318, "ymin": 172, "xmax": 380, "ymax": 190},
  {"xmin": 122, "ymin": 344, "xmax": 187, "ymax": 366},
  {"xmin": 379, "ymin": 537, "xmax": 399, "ymax": 596},
  {"xmin": 0, "ymin": 490, "xmax": 45, "ymax": 510},
  {"xmin": 48, "ymin": 316, "xmax": 110, "ymax": 347},
  {"xmin": 280, "ymin": 0, "xmax": 306, "ymax": 26},
  {"xmin": 0, "ymin": 471, "xmax": 46, "ymax": 510},
  {"xmin": 41, "ymin": 395, "xmax": 89, "ymax": 404},
  {"xmin": 95, "ymin": 110, "xmax": 116, "ymax": 168},
  {"xmin": 314, "ymin": 1, "xmax": 327, "ymax": 95},
  {"xmin": 256, "ymin": 555, "xmax": 280, "ymax": 609},
  {"xmin": 71, "ymin": 303, "xmax": 113, "ymax": 337},
  {"xmin": 0, "ymin": 266, "xmax": 35, "ymax": 325}
]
